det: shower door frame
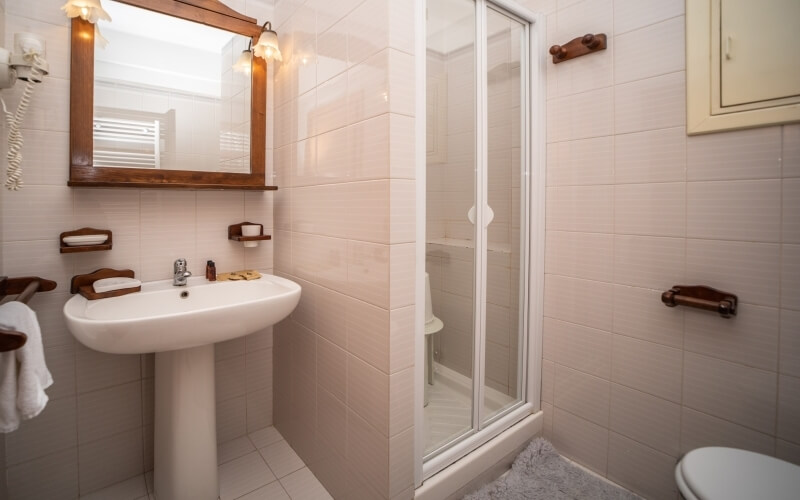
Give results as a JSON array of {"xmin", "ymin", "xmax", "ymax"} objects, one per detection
[{"xmin": 414, "ymin": 0, "xmax": 546, "ymax": 485}]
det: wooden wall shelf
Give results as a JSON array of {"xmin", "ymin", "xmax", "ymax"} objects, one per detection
[
  {"xmin": 228, "ymin": 222, "xmax": 272, "ymax": 242},
  {"xmin": 60, "ymin": 227, "xmax": 113, "ymax": 253}
]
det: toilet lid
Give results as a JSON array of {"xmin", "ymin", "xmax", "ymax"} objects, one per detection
[{"xmin": 680, "ymin": 447, "xmax": 800, "ymax": 500}]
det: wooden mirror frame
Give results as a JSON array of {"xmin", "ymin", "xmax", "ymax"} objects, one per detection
[{"xmin": 69, "ymin": 0, "xmax": 275, "ymax": 190}]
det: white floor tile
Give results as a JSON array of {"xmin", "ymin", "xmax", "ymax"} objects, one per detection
[
  {"xmin": 249, "ymin": 426, "xmax": 284, "ymax": 449},
  {"xmin": 219, "ymin": 452, "xmax": 277, "ymax": 500},
  {"xmin": 236, "ymin": 481, "xmax": 291, "ymax": 500},
  {"xmin": 90, "ymin": 433, "xmax": 332, "ymax": 500},
  {"xmin": 219, "ymin": 435, "xmax": 257, "ymax": 465},
  {"xmin": 280, "ymin": 468, "xmax": 333, "ymax": 500},
  {"xmin": 259, "ymin": 440, "xmax": 305, "ymax": 479},
  {"xmin": 80, "ymin": 474, "xmax": 147, "ymax": 500}
]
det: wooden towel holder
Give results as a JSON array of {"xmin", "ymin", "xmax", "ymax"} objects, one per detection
[
  {"xmin": 549, "ymin": 33, "xmax": 607, "ymax": 63},
  {"xmin": 0, "ymin": 276, "xmax": 58, "ymax": 352}
]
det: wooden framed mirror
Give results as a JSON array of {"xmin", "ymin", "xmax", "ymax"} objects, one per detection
[{"xmin": 69, "ymin": 0, "xmax": 275, "ymax": 190}]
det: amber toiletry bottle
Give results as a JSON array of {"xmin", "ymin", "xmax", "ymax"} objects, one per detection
[{"xmin": 206, "ymin": 260, "xmax": 217, "ymax": 281}]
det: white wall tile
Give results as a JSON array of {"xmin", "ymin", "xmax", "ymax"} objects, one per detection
[
  {"xmin": 5, "ymin": 396, "xmax": 77, "ymax": 466},
  {"xmin": 545, "ymin": 231, "xmax": 613, "ymax": 282},
  {"xmin": 614, "ymin": 127, "xmax": 686, "ymax": 184},
  {"xmin": 2, "ymin": 185, "xmax": 72, "ymax": 242},
  {"xmin": 777, "ymin": 375, "xmax": 800, "ymax": 444},
  {"xmin": 613, "ymin": 285, "xmax": 683, "ymax": 348},
  {"xmin": 551, "ymin": 407, "xmax": 608, "ymax": 475},
  {"xmin": 546, "ymin": 185, "xmax": 613, "ymax": 233},
  {"xmin": 547, "ymin": 87, "xmax": 613, "ymax": 142},
  {"xmin": 543, "ymin": 317, "xmax": 612, "ymax": 379},
  {"xmin": 7, "ymin": 447, "xmax": 78, "ymax": 500},
  {"xmin": 687, "ymin": 127, "xmax": 782, "ymax": 181},
  {"xmin": 547, "ymin": 136, "xmax": 613, "ymax": 187},
  {"xmin": 544, "ymin": 275, "xmax": 613, "ymax": 331},
  {"xmin": 780, "ymin": 309, "xmax": 800, "ymax": 377},
  {"xmin": 687, "ymin": 180, "xmax": 781, "ymax": 242},
  {"xmin": 611, "ymin": 335, "xmax": 682, "ymax": 403},
  {"xmin": 607, "ymin": 432, "xmax": 678, "ymax": 500},
  {"xmin": 613, "ymin": 0, "xmax": 684, "ymax": 35},
  {"xmin": 76, "ymin": 349, "xmax": 140, "ymax": 394},
  {"xmin": 78, "ymin": 428, "xmax": 144, "ymax": 494},
  {"xmin": 783, "ymin": 244, "xmax": 800, "ymax": 310},
  {"xmin": 613, "ymin": 235, "xmax": 684, "ymax": 290},
  {"xmin": 614, "ymin": 17, "xmax": 684, "ymax": 84},
  {"xmin": 680, "ymin": 407, "xmax": 775, "ymax": 456},
  {"xmin": 784, "ymin": 179, "xmax": 800, "ymax": 244},
  {"xmin": 683, "ymin": 352, "xmax": 777, "ymax": 434},
  {"xmin": 609, "ymin": 384, "xmax": 680, "ymax": 456},
  {"xmin": 614, "ymin": 72, "xmax": 685, "ymax": 134},
  {"xmin": 615, "ymin": 182, "xmax": 686, "ymax": 237},
  {"xmin": 684, "ymin": 304, "xmax": 779, "ymax": 371},
  {"xmin": 553, "ymin": 364, "xmax": 610, "ymax": 427},
  {"xmin": 784, "ymin": 125, "xmax": 800, "ymax": 178}
]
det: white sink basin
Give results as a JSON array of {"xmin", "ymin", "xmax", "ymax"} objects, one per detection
[
  {"xmin": 64, "ymin": 274, "xmax": 300, "ymax": 354},
  {"xmin": 63, "ymin": 272, "xmax": 301, "ymax": 500}
]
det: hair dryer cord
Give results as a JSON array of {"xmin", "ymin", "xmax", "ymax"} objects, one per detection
[{"xmin": 2, "ymin": 53, "xmax": 45, "ymax": 190}]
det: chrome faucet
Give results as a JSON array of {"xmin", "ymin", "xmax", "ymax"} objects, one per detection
[{"xmin": 173, "ymin": 258, "xmax": 192, "ymax": 286}]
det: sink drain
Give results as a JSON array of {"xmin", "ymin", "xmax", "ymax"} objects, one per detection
[{"xmin": 180, "ymin": 291, "xmax": 189, "ymax": 298}]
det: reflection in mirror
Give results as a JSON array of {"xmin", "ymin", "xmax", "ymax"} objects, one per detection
[{"xmin": 93, "ymin": 0, "xmax": 251, "ymax": 173}]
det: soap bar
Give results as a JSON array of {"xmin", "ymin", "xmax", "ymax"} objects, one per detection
[{"xmin": 93, "ymin": 277, "xmax": 142, "ymax": 293}]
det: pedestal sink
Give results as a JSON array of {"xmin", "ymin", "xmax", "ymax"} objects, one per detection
[{"xmin": 63, "ymin": 274, "xmax": 301, "ymax": 500}]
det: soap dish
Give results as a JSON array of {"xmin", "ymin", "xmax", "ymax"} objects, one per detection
[
  {"xmin": 93, "ymin": 277, "xmax": 142, "ymax": 294},
  {"xmin": 60, "ymin": 228, "xmax": 113, "ymax": 254},
  {"xmin": 63, "ymin": 234, "xmax": 109, "ymax": 246}
]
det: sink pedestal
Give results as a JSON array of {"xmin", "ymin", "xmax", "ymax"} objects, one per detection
[{"xmin": 154, "ymin": 344, "xmax": 218, "ymax": 500}]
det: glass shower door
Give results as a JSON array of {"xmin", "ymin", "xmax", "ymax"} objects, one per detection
[
  {"xmin": 424, "ymin": 0, "xmax": 477, "ymax": 457},
  {"xmin": 424, "ymin": 0, "xmax": 530, "ymax": 463},
  {"xmin": 483, "ymin": 6, "xmax": 526, "ymax": 424}
]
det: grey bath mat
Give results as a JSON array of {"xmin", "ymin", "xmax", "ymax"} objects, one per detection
[{"xmin": 464, "ymin": 438, "xmax": 640, "ymax": 500}]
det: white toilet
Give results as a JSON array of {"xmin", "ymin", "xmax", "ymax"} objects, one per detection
[{"xmin": 675, "ymin": 447, "xmax": 800, "ymax": 500}]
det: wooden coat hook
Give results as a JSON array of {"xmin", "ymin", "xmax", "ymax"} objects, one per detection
[{"xmin": 549, "ymin": 33, "xmax": 607, "ymax": 64}]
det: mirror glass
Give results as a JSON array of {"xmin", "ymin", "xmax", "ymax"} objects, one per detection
[{"xmin": 93, "ymin": 0, "xmax": 252, "ymax": 173}]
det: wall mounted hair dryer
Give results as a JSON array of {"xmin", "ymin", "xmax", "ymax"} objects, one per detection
[{"xmin": 0, "ymin": 33, "xmax": 49, "ymax": 190}]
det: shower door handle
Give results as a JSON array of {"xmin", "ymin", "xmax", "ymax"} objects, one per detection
[{"xmin": 467, "ymin": 205, "xmax": 495, "ymax": 227}]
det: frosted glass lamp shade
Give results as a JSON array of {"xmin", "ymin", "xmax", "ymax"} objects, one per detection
[
  {"xmin": 254, "ymin": 27, "xmax": 282, "ymax": 62},
  {"xmin": 61, "ymin": 0, "xmax": 111, "ymax": 23},
  {"xmin": 233, "ymin": 49, "xmax": 253, "ymax": 74}
]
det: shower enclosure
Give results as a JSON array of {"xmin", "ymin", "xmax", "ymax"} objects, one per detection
[{"xmin": 418, "ymin": 0, "xmax": 543, "ymax": 481}]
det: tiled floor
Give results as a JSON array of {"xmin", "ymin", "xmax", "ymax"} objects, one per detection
[{"xmin": 79, "ymin": 427, "xmax": 333, "ymax": 500}]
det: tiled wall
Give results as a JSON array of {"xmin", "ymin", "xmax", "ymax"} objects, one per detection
[
  {"xmin": 0, "ymin": 0, "xmax": 275, "ymax": 497},
  {"xmin": 269, "ymin": 0, "xmax": 416, "ymax": 498},
  {"xmin": 526, "ymin": 0, "xmax": 800, "ymax": 499}
]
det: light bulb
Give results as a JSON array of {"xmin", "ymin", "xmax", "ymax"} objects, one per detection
[{"xmin": 80, "ymin": 6, "xmax": 89, "ymax": 19}]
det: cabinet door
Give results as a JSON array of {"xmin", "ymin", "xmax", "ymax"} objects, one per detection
[{"xmin": 720, "ymin": 0, "xmax": 800, "ymax": 107}]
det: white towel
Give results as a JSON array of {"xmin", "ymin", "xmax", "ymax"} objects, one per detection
[{"xmin": 0, "ymin": 301, "xmax": 53, "ymax": 432}]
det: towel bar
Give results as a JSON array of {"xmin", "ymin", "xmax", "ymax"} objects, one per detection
[
  {"xmin": 661, "ymin": 285, "xmax": 737, "ymax": 318},
  {"xmin": 0, "ymin": 276, "xmax": 57, "ymax": 352}
]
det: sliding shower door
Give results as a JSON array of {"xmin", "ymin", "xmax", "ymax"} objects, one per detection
[
  {"xmin": 424, "ymin": 0, "xmax": 532, "ymax": 466},
  {"xmin": 424, "ymin": 0, "xmax": 477, "ymax": 456},
  {"xmin": 483, "ymin": 6, "xmax": 527, "ymax": 425}
]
